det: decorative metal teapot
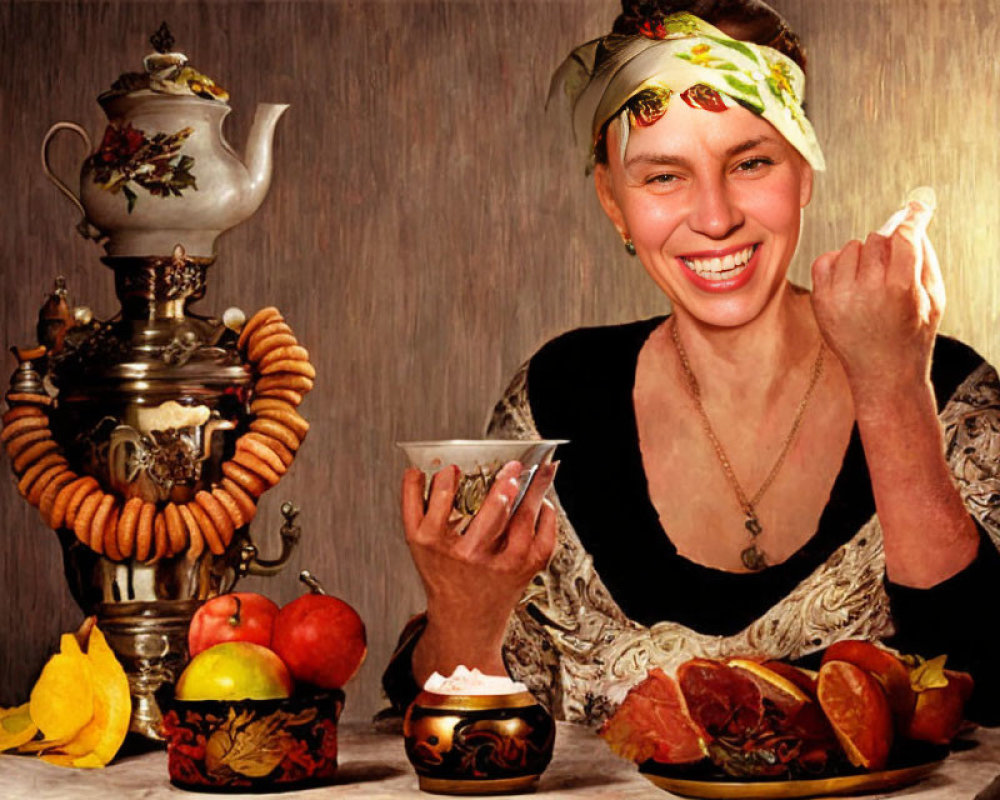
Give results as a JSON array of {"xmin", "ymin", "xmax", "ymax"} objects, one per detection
[{"xmin": 42, "ymin": 23, "xmax": 287, "ymax": 258}]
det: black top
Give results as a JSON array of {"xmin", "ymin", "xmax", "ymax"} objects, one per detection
[{"xmin": 526, "ymin": 316, "xmax": 1000, "ymax": 723}]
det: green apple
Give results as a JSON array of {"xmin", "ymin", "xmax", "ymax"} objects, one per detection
[{"xmin": 175, "ymin": 641, "xmax": 294, "ymax": 701}]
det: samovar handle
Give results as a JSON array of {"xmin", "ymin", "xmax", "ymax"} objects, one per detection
[
  {"xmin": 41, "ymin": 122, "xmax": 103, "ymax": 242},
  {"xmin": 238, "ymin": 501, "xmax": 301, "ymax": 577}
]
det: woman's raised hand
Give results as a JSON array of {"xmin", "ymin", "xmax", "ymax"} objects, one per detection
[
  {"xmin": 810, "ymin": 198, "xmax": 946, "ymax": 401},
  {"xmin": 402, "ymin": 460, "xmax": 558, "ymax": 682}
]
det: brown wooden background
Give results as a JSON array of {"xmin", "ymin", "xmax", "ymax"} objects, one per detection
[{"xmin": 2, "ymin": 1, "xmax": 998, "ymax": 722}]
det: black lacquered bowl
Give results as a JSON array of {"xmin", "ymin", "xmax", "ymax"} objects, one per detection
[
  {"xmin": 158, "ymin": 688, "xmax": 345, "ymax": 793},
  {"xmin": 403, "ymin": 690, "xmax": 555, "ymax": 795}
]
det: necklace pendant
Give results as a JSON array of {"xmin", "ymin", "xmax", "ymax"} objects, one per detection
[
  {"xmin": 741, "ymin": 543, "xmax": 768, "ymax": 571},
  {"xmin": 744, "ymin": 513, "xmax": 762, "ymax": 537}
]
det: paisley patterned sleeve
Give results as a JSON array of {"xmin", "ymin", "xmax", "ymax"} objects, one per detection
[
  {"xmin": 486, "ymin": 363, "xmax": 566, "ymax": 712},
  {"xmin": 884, "ymin": 361, "xmax": 1000, "ymax": 724}
]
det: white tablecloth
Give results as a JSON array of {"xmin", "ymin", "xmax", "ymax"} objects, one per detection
[{"xmin": 1, "ymin": 721, "xmax": 997, "ymax": 799}]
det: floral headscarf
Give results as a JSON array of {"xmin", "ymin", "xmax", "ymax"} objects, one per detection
[{"xmin": 551, "ymin": 12, "xmax": 825, "ymax": 172}]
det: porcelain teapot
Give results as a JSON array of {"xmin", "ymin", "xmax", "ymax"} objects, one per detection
[{"xmin": 42, "ymin": 24, "xmax": 287, "ymax": 258}]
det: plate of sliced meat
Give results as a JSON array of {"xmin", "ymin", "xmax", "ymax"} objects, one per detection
[{"xmin": 599, "ymin": 642, "xmax": 968, "ymax": 798}]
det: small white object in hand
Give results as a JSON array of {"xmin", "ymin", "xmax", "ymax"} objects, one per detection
[
  {"xmin": 878, "ymin": 185, "xmax": 937, "ymax": 236},
  {"xmin": 423, "ymin": 665, "xmax": 529, "ymax": 695}
]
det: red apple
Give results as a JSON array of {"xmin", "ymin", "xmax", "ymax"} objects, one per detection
[
  {"xmin": 271, "ymin": 572, "xmax": 367, "ymax": 690},
  {"xmin": 188, "ymin": 592, "xmax": 280, "ymax": 657}
]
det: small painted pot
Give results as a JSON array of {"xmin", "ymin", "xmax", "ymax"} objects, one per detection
[
  {"xmin": 159, "ymin": 689, "xmax": 344, "ymax": 793},
  {"xmin": 403, "ymin": 690, "xmax": 555, "ymax": 795}
]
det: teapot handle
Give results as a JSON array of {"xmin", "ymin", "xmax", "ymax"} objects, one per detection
[{"xmin": 41, "ymin": 122, "xmax": 102, "ymax": 241}]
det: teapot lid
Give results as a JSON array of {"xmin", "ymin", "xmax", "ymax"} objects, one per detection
[{"xmin": 99, "ymin": 22, "xmax": 230, "ymax": 105}]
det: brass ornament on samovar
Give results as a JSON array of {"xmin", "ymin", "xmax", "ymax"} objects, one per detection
[{"xmin": 3, "ymin": 24, "xmax": 312, "ymax": 740}]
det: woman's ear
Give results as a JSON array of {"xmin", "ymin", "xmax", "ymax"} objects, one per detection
[
  {"xmin": 799, "ymin": 161, "xmax": 813, "ymax": 209},
  {"xmin": 594, "ymin": 163, "xmax": 628, "ymax": 239}
]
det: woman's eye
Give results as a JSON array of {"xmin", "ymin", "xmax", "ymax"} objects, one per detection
[{"xmin": 735, "ymin": 157, "xmax": 774, "ymax": 173}]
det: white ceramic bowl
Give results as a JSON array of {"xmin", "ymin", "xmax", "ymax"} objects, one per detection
[{"xmin": 396, "ymin": 439, "xmax": 566, "ymax": 524}]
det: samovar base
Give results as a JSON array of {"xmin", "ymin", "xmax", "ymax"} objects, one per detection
[{"xmin": 98, "ymin": 600, "xmax": 197, "ymax": 739}]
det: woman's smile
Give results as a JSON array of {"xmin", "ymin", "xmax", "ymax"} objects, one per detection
[{"xmin": 678, "ymin": 242, "xmax": 760, "ymax": 291}]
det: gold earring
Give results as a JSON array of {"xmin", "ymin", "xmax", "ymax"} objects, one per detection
[{"xmin": 624, "ymin": 237, "xmax": 636, "ymax": 256}]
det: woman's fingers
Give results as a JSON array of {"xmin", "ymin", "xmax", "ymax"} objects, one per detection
[
  {"xmin": 529, "ymin": 498, "xmax": 558, "ymax": 570},
  {"xmin": 401, "ymin": 467, "xmax": 427, "ymax": 538},
  {"xmin": 829, "ymin": 239, "xmax": 862, "ymax": 290},
  {"xmin": 887, "ymin": 201, "xmax": 932, "ymax": 288},
  {"xmin": 858, "ymin": 232, "xmax": 890, "ymax": 286},
  {"xmin": 920, "ymin": 231, "xmax": 946, "ymax": 319},
  {"xmin": 810, "ymin": 249, "xmax": 837, "ymax": 294},
  {"xmin": 499, "ymin": 462, "xmax": 558, "ymax": 565},
  {"xmin": 406, "ymin": 465, "xmax": 459, "ymax": 545},
  {"xmin": 456, "ymin": 461, "xmax": 524, "ymax": 557}
]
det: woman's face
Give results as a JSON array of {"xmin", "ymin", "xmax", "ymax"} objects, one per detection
[{"xmin": 595, "ymin": 97, "xmax": 813, "ymax": 328}]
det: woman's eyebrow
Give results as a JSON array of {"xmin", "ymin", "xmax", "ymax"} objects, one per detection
[
  {"xmin": 726, "ymin": 136, "xmax": 773, "ymax": 157},
  {"xmin": 624, "ymin": 152, "xmax": 689, "ymax": 169}
]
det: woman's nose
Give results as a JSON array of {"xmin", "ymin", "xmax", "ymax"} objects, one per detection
[{"xmin": 687, "ymin": 178, "xmax": 743, "ymax": 239}]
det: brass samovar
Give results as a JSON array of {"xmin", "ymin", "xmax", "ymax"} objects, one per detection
[{"xmin": 3, "ymin": 25, "xmax": 311, "ymax": 739}]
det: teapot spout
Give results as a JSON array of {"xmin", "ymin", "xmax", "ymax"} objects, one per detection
[{"xmin": 242, "ymin": 102, "xmax": 289, "ymax": 215}]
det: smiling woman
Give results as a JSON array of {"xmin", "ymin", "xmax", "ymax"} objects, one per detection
[{"xmin": 383, "ymin": 0, "xmax": 1000, "ymax": 731}]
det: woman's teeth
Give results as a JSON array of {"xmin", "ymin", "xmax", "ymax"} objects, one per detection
[{"xmin": 681, "ymin": 245, "xmax": 757, "ymax": 280}]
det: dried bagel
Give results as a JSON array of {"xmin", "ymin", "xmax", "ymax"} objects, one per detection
[
  {"xmin": 17, "ymin": 454, "xmax": 68, "ymax": 495},
  {"xmin": 195, "ymin": 491, "xmax": 235, "ymax": 547},
  {"xmin": 235, "ymin": 435, "xmax": 287, "ymax": 476},
  {"xmin": 259, "ymin": 359, "xmax": 317, "ymax": 380},
  {"xmin": 37, "ymin": 470, "xmax": 78, "ymax": 521},
  {"xmin": 257, "ymin": 345, "xmax": 309, "ymax": 369},
  {"xmin": 2, "ymin": 406, "xmax": 46, "ymax": 425},
  {"xmin": 248, "ymin": 333, "xmax": 299, "ymax": 364},
  {"xmin": 1, "ymin": 414, "xmax": 48, "ymax": 443},
  {"xmin": 26, "ymin": 464, "xmax": 70, "ymax": 507},
  {"xmin": 177, "ymin": 504, "xmax": 205, "ymax": 560},
  {"xmin": 254, "ymin": 373, "xmax": 314, "ymax": 394},
  {"xmin": 135, "ymin": 502, "xmax": 157, "ymax": 561},
  {"xmin": 211, "ymin": 487, "xmax": 246, "ymax": 530},
  {"xmin": 244, "ymin": 432, "xmax": 294, "ymax": 468},
  {"xmin": 248, "ymin": 320, "xmax": 294, "ymax": 350},
  {"xmin": 49, "ymin": 476, "xmax": 95, "ymax": 529},
  {"xmin": 101, "ymin": 504, "xmax": 123, "ymax": 561},
  {"xmin": 91, "ymin": 494, "xmax": 118, "ymax": 557},
  {"xmin": 237, "ymin": 306, "xmax": 282, "ymax": 350},
  {"xmin": 64, "ymin": 479, "xmax": 100, "ymax": 529},
  {"xmin": 5, "ymin": 392, "xmax": 52, "ymax": 406},
  {"xmin": 163, "ymin": 503, "xmax": 187, "ymax": 555},
  {"xmin": 13, "ymin": 440, "xmax": 60, "ymax": 473},
  {"xmin": 187, "ymin": 500, "xmax": 224, "ymax": 555},
  {"xmin": 248, "ymin": 418, "xmax": 302, "ymax": 451},
  {"xmin": 222, "ymin": 460, "xmax": 269, "ymax": 497},
  {"xmin": 117, "ymin": 498, "xmax": 143, "ymax": 559},
  {"xmin": 73, "ymin": 492, "xmax": 104, "ymax": 547},
  {"xmin": 252, "ymin": 407, "xmax": 310, "ymax": 440},
  {"xmin": 6, "ymin": 428, "xmax": 53, "ymax": 460},
  {"xmin": 253, "ymin": 387, "xmax": 303, "ymax": 406},
  {"xmin": 220, "ymin": 478, "xmax": 257, "ymax": 524}
]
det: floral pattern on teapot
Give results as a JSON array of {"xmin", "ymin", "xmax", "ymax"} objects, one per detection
[{"xmin": 89, "ymin": 122, "xmax": 196, "ymax": 213}]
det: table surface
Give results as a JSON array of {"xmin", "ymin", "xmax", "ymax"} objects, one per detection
[{"xmin": 1, "ymin": 721, "xmax": 998, "ymax": 800}]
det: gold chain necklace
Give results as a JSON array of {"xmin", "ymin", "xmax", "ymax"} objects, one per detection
[{"xmin": 670, "ymin": 319, "xmax": 825, "ymax": 572}]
